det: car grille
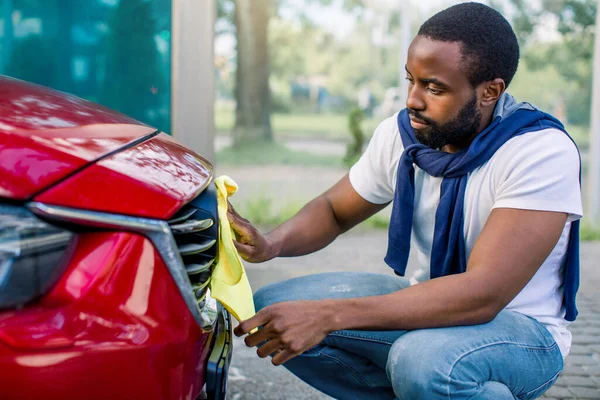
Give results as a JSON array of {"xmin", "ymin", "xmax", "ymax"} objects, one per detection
[{"xmin": 168, "ymin": 190, "xmax": 218, "ymax": 310}]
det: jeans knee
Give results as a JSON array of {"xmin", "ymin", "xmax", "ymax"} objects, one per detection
[
  {"xmin": 386, "ymin": 333, "xmax": 455, "ymax": 399},
  {"xmin": 253, "ymin": 285, "xmax": 277, "ymax": 311},
  {"xmin": 386, "ymin": 333, "xmax": 517, "ymax": 400},
  {"xmin": 252, "ymin": 278, "xmax": 308, "ymax": 310}
]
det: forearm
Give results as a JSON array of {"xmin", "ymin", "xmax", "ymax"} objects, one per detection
[
  {"xmin": 266, "ymin": 196, "xmax": 342, "ymax": 258},
  {"xmin": 232, "ymin": 174, "xmax": 387, "ymax": 263},
  {"xmin": 324, "ymin": 270, "xmax": 501, "ymax": 332}
]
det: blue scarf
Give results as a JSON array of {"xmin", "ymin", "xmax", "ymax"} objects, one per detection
[{"xmin": 385, "ymin": 98, "xmax": 581, "ymax": 321}]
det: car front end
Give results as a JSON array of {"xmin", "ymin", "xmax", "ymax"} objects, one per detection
[{"xmin": 0, "ymin": 76, "xmax": 231, "ymax": 400}]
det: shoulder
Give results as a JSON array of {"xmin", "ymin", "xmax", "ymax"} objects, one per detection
[
  {"xmin": 488, "ymin": 127, "xmax": 582, "ymax": 219},
  {"xmin": 372, "ymin": 112, "xmax": 401, "ymax": 140},
  {"xmin": 492, "ymin": 128, "xmax": 579, "ymax": 170},
  {"xmin": 368, "ymin": 112, "xmax": 403, "ymax": 153}
]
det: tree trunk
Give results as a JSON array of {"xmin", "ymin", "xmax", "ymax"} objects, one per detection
[{"xmin": 234, "ymin": 0, "xmax": 273, "ymax": 145}]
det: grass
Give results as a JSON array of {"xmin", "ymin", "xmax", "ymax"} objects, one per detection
[
  {"xmin": 216, "ymin": 107, "xmax": 590, "ymax": 149},
  {"xmin": 581, "ymin": 224, "xmax": 600, "ymax": 241},
  {"xmin": 363, "ymin": 214, "xmax": 391, "ymax": 230},
  {"xmin": 216, "ymin": 139, "xmax": 343, "ymax": 167},
  {"xmin": 215, "ymin": 108, "xmax": 381, "ymax": 141},
  {"xmin": 239, "ymin": 193, "xmax": 392, "ymax": 231},
  {"xmin": 238, "ymin": 196, "xmax": 304, "ymax": 228},
  {"xmin": 240, "ymin": 194, "xmax": 600, "ymax": 243}
]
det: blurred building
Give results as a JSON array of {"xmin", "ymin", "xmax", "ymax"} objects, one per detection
[{"xmin": 0, "ymin": 0, "xmax": 215, "ymax": 160}]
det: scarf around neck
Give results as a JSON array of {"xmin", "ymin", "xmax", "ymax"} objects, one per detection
[{"xmin": 384, "ymin": 93, "xmax": 581, "ymax": 321}]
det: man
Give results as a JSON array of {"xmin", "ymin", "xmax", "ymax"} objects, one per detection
[{"xmin": 229, "ymin": 3, "xmax": 582, "ymax": 399}]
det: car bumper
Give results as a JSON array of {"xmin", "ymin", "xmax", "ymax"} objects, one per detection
[{"xmin": 205, "ymin": 305, "xmax": 233, "ymax": 400}]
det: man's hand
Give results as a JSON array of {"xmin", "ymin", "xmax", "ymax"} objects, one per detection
[
  {"xmin": 227, "ymin": 202, "xmax": 278, "ymax": 263},
  {"xmin": 234, "ymin": 300, "xmax": 334, "ymax": 366}
]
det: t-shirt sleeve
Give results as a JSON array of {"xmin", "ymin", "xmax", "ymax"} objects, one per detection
[
  {"xmin": 349, "ymin": 115, "xmax": 402, "ymax": 204},
  {"xmin": 492, "ymin": 128, "xmax": 583, "ymax": 222}
]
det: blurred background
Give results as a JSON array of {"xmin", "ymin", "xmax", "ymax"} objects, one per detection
[
  {"xmin": 0, "ymin": 0, "xmax": 597, "ymax": 234},
  {"xmin": 211, "ymin": 0, "xmax": 600, "ymax": 238}
]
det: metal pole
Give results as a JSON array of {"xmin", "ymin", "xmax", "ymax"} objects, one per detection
[
  {"xmin": 171, "ymin": 0, "xmax": 216, "ymax": 163},
  {"xmin": 399, "ymin": 1, "xmax": 411, "ymax": 105},
  {"xmin": 588, "ymin": 0, "xmax": 600, "ymax": 227}
]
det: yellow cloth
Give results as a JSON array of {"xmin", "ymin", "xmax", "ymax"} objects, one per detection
[{"xmin": 210, "ymin": 175, "xmax": 256, "ymax": 323}]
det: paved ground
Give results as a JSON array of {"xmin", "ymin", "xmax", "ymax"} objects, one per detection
[{"xmin": 219, "ymin": 164, "xmax": 600, "ymax": 399}]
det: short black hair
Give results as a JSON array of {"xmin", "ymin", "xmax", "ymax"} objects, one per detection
[{"xmin": 418, "ymin": 2, "xmax": 520, "ymax": 88}]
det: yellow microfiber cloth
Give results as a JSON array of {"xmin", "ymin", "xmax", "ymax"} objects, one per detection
[{"xmin": 210, "ymin": 175, "xmax": 256, "ymax": 324}]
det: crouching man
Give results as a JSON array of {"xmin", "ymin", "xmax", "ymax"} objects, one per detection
[{"xmin": 229, "ymin": 3, "xmax": 582, "ymax": 399}]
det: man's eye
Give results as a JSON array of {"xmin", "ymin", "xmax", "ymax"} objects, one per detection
[
  {"xmin": 405, "ymin": 77, "xmax": 414, "ymax": 83},
  {"xmin": 428, "ymin": 87, "xmax": 442, "ymax": 95}
]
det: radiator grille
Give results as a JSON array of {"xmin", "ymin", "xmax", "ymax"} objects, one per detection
[{"xmin": 168, "ymin": 200, "xmax": 217, "ymax": 306}]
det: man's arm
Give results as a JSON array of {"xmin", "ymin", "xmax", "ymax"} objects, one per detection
[
  {"xmin": 235, "ymin": 207, "xmax": 567, "ymax": 365},
  {"xmin": 328, "ymin": 207, "xmax": 567, "ymax": 329},
  {"xmin": 228, "ymin": 174, "xmax": 388, "ymax": 262}
]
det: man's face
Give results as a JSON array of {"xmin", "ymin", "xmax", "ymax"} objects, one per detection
[{"xmin": 405, "ymin": 36, "xmax": 483, "ymax": 150}]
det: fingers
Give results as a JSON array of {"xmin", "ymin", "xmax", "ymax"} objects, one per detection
[
  {"xmin": 227, "ymin": 207, "xmax": 255, "ymax": 243},
  {"xmin": 227, "ymin": 200, "xmax": 239, "ymax": 217},
  {"xmin": 256, "ymin": 339, "xmax": 282, "ymax": 358},
  {"xmin": 229, "ymin": 216, "xmax": 251, "ymax": 242},
  {"xmin": 233, "ymin": 240, "xmax": 254, "ymax": 260},
  {"xmin": 235, "ymin": 310, "xmax": 270, "ymax": 336},
  {"xmin": 243, "ymin": 327, "xmax": 270, "ymax": 347},
  {"xmin": 272, "ymin": 349, "xmax": 298, "ymax": 366}
]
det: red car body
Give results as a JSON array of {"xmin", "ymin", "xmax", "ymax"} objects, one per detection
[{"xmin": 0, "ymin": 77, "xmax": 229, "ymax": 399}]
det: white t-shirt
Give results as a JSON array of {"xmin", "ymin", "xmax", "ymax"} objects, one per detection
[{"xmin": 349, "ymin": 112, "xmax": 583, "ymax": 356}]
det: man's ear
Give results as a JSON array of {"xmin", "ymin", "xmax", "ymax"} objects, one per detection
[{"xmin": 481, "ymin": 78, "xmax": 506, "ymax": 107}]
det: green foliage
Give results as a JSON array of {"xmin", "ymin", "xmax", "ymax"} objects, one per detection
[
  {"xmin": 567, "ymin": 125, "xmax": 591, "ymax": 149},
  {"xmin": 507, "ymin": 0, "xmax": 596, "ymax": 127},
  {"xmin": 509, "ymin": 59, "xmax": 576, "ymax": 114},
  {"xmin": 217, "ymin": 0, "xmax": 235, "ymax": 35},
  {"xmin": 271, "ymin": 90, "xmax": 294, "ymax": 114},
  {"xmin": 216, "ymin": 140, "xmax": 341, "ymax": 167},
  {"xmin": 362, "ymin": 214, "xmax": 390, "ymax": 230},
  {"xmin": 237, "ymin": 195, "xmax": 305, "ymax": 228},
  {"xmin": 581, "ymin": 224, "xmax": 600, "ymax": 241},
  {"xmin": 218, "ymin": 0, "xmax": 384, "ymax": 116},
  {"xmin": 344, "ymin": 108, "xmax": 365, "ymax": 168},
  {"xmin": 238, "ymin": 194, "xmax": 390, "ymax": 231}
]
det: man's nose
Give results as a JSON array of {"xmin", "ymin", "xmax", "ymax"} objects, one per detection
[{"xmin": 406, "ymin": 86, "xmax": 425, "ymax": 111}]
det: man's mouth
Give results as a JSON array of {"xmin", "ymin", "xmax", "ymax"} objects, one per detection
[{"xmin": 409, "ymin": 115, "xmax": 430, "ymax": 130}]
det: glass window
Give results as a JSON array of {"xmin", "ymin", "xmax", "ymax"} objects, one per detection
[{"xmin": 0, "ymin": 0, "xmax": 172, "ymax": 133}]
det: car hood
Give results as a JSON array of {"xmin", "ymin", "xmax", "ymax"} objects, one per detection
[{"xmin": 0, "ymin": 76, "xmax": 156, "ymax": 199}]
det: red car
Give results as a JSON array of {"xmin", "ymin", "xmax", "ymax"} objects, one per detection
[{"xmin": 0, "ymin": 76, "xmax": 231, "ymax": 400}]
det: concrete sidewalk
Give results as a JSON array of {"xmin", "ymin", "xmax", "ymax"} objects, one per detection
[{"xmin": 227, "ymin": 234, "xmax": 600, "ymax": 399}]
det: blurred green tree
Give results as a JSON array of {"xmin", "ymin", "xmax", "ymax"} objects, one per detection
[
  {"xmin": 219, "ymin": 0, "xmax": 366, "ymax": 145},
  {"xmin": 504, "ymin": 0, "xmax": 597, "ymax": 126}
]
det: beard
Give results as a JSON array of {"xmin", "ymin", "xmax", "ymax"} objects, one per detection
[{"xmin": 410, "ymin": 92, "xmax": 482, "ymax": 150}]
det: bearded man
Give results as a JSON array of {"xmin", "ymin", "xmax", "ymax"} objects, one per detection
[{"xmin": 229, "ymin": 3, "xmax": 582, "ymax": 399}]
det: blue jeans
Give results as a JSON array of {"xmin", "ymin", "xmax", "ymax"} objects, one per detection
[{"xmin": 253, "ymin": 272, "xmax": 563, "ymax": 400}]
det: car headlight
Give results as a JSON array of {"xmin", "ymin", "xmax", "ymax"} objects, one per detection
[{"xmin": 0, "ymin": 205, "xmax": 74, "ymax": 309}]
